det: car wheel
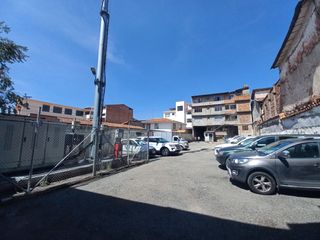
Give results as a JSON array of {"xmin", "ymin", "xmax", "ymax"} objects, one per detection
[
  {"xmin": 161, "ymin": 147, "xmax": 169, "ymax": 156},
  {"xmin": 247, "ymin": 171, "xmax": 276, "ymax": 195}
]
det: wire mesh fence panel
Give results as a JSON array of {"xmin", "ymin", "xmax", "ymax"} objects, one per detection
[
  {"xmin": 96, "ymin": 128, "xmax": 150, "ymax": 174},
  {"xmin": 0, "ymin": 117, "xmax": 153, "ymax": 197},
  {"xmin": 0, "ymin": 118, "xmax": 95, "ymax": 194}
]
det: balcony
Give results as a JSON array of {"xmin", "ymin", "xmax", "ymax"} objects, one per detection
[
  {"xmin": 224, "ymin": 109, "xmax": 237, "ymax": 115},
  {"xmin": 234, "ymin": 95, "xmax": 250, "ymax": 102},
  {"xmin": 192, "ymin": 100, "xmax": 225, "ymax": 107},
  {"xmin": 224, "ymin": 99, "xmax": 235, "ymax": 104},
  {"xmin": 192, "ymin": 117, "xmax": 239, "ymax": 127},
  {"xmin": 192, "ymin": 110, "xmax": 227, "ymax": 116}
]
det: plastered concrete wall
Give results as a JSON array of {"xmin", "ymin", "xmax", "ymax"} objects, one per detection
[
  {"xmin": 279, "ymin": 4, "xmax": 320, "ymax": 112},
  {"xmin": 260, "ymin": 106, "xmax": 320, "ymax": 135}
]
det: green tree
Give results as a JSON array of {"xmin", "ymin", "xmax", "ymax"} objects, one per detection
[{"xmin": 0, "ymin": 21, "xmax": 28, "ymax": 114}]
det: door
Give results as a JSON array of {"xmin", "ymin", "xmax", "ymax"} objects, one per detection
[{"xmin": 276, "ymin": 142, "xmax": 320, "ymax": 188}]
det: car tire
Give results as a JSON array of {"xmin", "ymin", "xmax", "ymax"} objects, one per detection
[
  {"xmin": 161, "ymin": 147, "xmax": 170, "ymax": 156},
  {"xmin": 247, "ymin": 171, "xmax": 276, "ymax": 195}
]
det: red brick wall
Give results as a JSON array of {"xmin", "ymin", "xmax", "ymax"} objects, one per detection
[{"xmin": 106, "ymin": 105, "xmax": 133, "ymax": 124}]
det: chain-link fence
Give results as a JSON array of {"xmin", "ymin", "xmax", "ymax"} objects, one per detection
[
  {"xmin": 0, "ymin": 116, "xmax": 194, "ymax": 198},
  {"xmin": 0, "ymin": 117, "xmax": 155, "ymax": 198}
]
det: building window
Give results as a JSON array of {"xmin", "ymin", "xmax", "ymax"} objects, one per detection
[
  {"xmin": 53, "ymin": 106, "xmax": 62, "ymax": 114},
  {"xmin": 177, "ymin": 106, "xmax": 183, "ymax": 111},
  {"xmin": 172, "ymin": 113, "xmax": 175, "ymax": 116},
  {"xmin": 226, "ymin": 115, "xmax": 237, "ymax": 121},
  {"xmin": 228, "ymin": 95, "xmax": 234, "ymax": 99},
  {"xmin": 214, "ymin": 106, "xmax": 222, "ymax": 111},
  {"xmin": 230, "ymin": 105, "xmax": 236, "ymax": 109},
  {"xmin": 194, "ymin": 107, "xmax": 202, "ymax": 113},
  {"xmin": 165, "ymin": 113, "xmax": 170, "ymax": 118},
  {"xmin": 242, "ymin": 125, "xmax": 249, "ymax": 131},
  {"xmin": 76, "ymin": 110, "xmax": 84, "ymax": 117},
  {"xmin": 42, "ymin": 105, "xmax": 50, "ymax": 112},
  {"xmin": 214, "ymin": 96, "xmax": 221, "ymax": 101},
  {"xmin": 187, "ymin": 111, "xmax": 192, "ymax": 115},
  {"xmin": 187, "ymin": 119, "xmax": 192, "ymax": 123},
  {"xmin": 64, "ymin": 108, "xmax": 72, "ymax": 115},
  {"xmin": 154, "ymin": 123, "xmax": 159, "ymax": 129}
]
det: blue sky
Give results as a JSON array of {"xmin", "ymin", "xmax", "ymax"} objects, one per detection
[{"xmin": 1, "ymin": 0, "xmax": 297, "ymax": 119}]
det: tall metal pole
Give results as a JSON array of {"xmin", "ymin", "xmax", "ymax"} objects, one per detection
[
  {"xmin": 91, "ymin": 0, "xmax": 110, "ymax": 176},
  {"xmin": 27, "ymin": 107, "xmax": 41, "ymax": 193}
]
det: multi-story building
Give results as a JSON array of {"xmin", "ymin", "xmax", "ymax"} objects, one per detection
[
  {"xmin": 259, "ymin": 0, "xmax": 320, "ymax": 134},
  {"xmin": 191, "ymin": 86, "xmax": 252, "ymax": 141},
  {"xmin": 18, "ymin": 99, "xmax": 136, "ymax": 126},
  {"xmin": 163, "ymin": 101, "xmax": 192, "ymax": 131},
  {"xmin": 85, "ymin": 104, "xmax": 133, "ymax": 124},
  {"xmin": 251, "ymin": 88, "xmax": 272, "ymax": 134},
  {"xmin": 17, "ymin": 99, "xmax": 87, "ymax": 120}
]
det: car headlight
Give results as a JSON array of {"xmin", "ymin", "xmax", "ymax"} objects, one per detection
[
  {"xmin": 169, "ymin": 144, "xmax": 176, "ymax": 148},
  {"xmin": 233, "ymin": 158, "xmax": 249, "ymax": 164}
]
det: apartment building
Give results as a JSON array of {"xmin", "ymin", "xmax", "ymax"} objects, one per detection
[
  {"xmin": 163, "ymin": 101, "xmax": 192, "ymax": 131},
  {"xmin": 18, "ymin": 99, "xmax": 87, "ymax": 120},
  {"xmin": 191, "ymin": 86, "xmax": 252, "ymax": 141},
  {"xmin": 18, "ymin": 99, "xmax": 136, "ymax": 126}
]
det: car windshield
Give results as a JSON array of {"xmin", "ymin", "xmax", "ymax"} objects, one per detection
[
  {"xmin": 258, "ymin": 140, "xmax": 293, "ymax": 155},
  {"xmin": 135, "ymin": 139, "xmax": 146, "ymax": 145},
  {"xmin": 238, "ymin": 137, "xmax": 256, "ymax": 146},
  {"xmin": 152, "ymin": 138, "xmax": 169, "ymax": 143},
  {"xmin": 234, "ymin": 136, "xmax": 246, "ymax": 143}
]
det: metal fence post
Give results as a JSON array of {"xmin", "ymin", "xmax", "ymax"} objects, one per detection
[
  {"xmin": 27, "ymin": 107, "xmax": 41, "ymax": 193},
  {"xmin": 127, "ymin": 122, "xmax": 130, "ymax": 165},
  {"xmin": 146, "ymin": 128, "xmax": 150, "ymax": 162}
]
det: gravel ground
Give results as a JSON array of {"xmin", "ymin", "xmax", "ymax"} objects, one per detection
[{"xmin": 1, "ymin": 142, "xmax": 320, "ymax": 240}]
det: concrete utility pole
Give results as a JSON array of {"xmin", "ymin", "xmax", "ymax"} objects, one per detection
[{"xmin": 91, "ymin": 0, "xmax": 110, "ymax": 176}]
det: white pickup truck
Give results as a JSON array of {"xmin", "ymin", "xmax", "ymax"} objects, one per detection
[
  {"xmin": 172, "ymin": 135, "xmax": 189, "ymax": 150},
  {"xmin": 137, "ymin": 136, "xmax": 181, "ymax": 156}
]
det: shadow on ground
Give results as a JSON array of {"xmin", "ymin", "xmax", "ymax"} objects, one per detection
[
  {"xmin": 182, "ymin": 148, "xmax": 209, "ymax": 154},
  {"xmin": 1, "ymin": 188, "xmax": 319, "ymax": 240}
]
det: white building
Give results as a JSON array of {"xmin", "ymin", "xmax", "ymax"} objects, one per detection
[
  {"xmin": 163, "ymin": 101, "xmax": 192, "ymax": 130},
  {"xmin": 142, "ymin": 118, "xmax": 186, "ymax": 132}
]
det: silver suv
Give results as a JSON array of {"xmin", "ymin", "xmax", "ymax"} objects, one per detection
[{"xmin": 226, "ymin": 138, "xmax": 320, "ymax": 195}]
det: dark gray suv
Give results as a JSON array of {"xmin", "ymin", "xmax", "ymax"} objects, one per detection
[{"xmin": 226, "ymin": 138, "xmax": 320, "ymax": 195}]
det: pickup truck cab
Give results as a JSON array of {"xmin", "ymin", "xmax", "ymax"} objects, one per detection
[
  {"xmin": 137, "ymin": 136, "xmax": 181, "ymax": 156},
  {"xmin": 172, "ymin": 135, "xmax": 189, "ymax": 150}
]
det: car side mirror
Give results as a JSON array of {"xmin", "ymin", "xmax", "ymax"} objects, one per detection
[
  {"xmin": 250, "ymin": 143, "xmax": 256, "ymax": 150},
  {"xmin": 279, "ymin": 150, "xmax": 290, "ymax": 159}
]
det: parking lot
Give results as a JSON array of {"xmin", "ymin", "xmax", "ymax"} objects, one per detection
[{"xmin": 1, "ymin": 142, "xmax": 320, "ymax": 240}]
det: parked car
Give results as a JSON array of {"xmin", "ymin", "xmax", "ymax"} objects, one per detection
[
  {"xmin": 214, "ymin": 136, "xmax": 254, "ymax": 155},
  {"xmin": 215, "ymin": 135, "xmax": 299, "ymax": 166},
  {"xmin": 225, "ymin": 135, "xmax": 241, "ymax": 143},
  {"xmin": 172, "ymin": 135, "xmax": 189, "ymax": 150},
  {"xmin": 226, "ymin": 138, "xmax": 320, "ymax": 195},
  {"xmin": 136, "ymin": 136, "xmax": 181, "ymax": 156},
  {"xmin": 121, "ymin": 138, "xmax": 156, "ymax": 160}
]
